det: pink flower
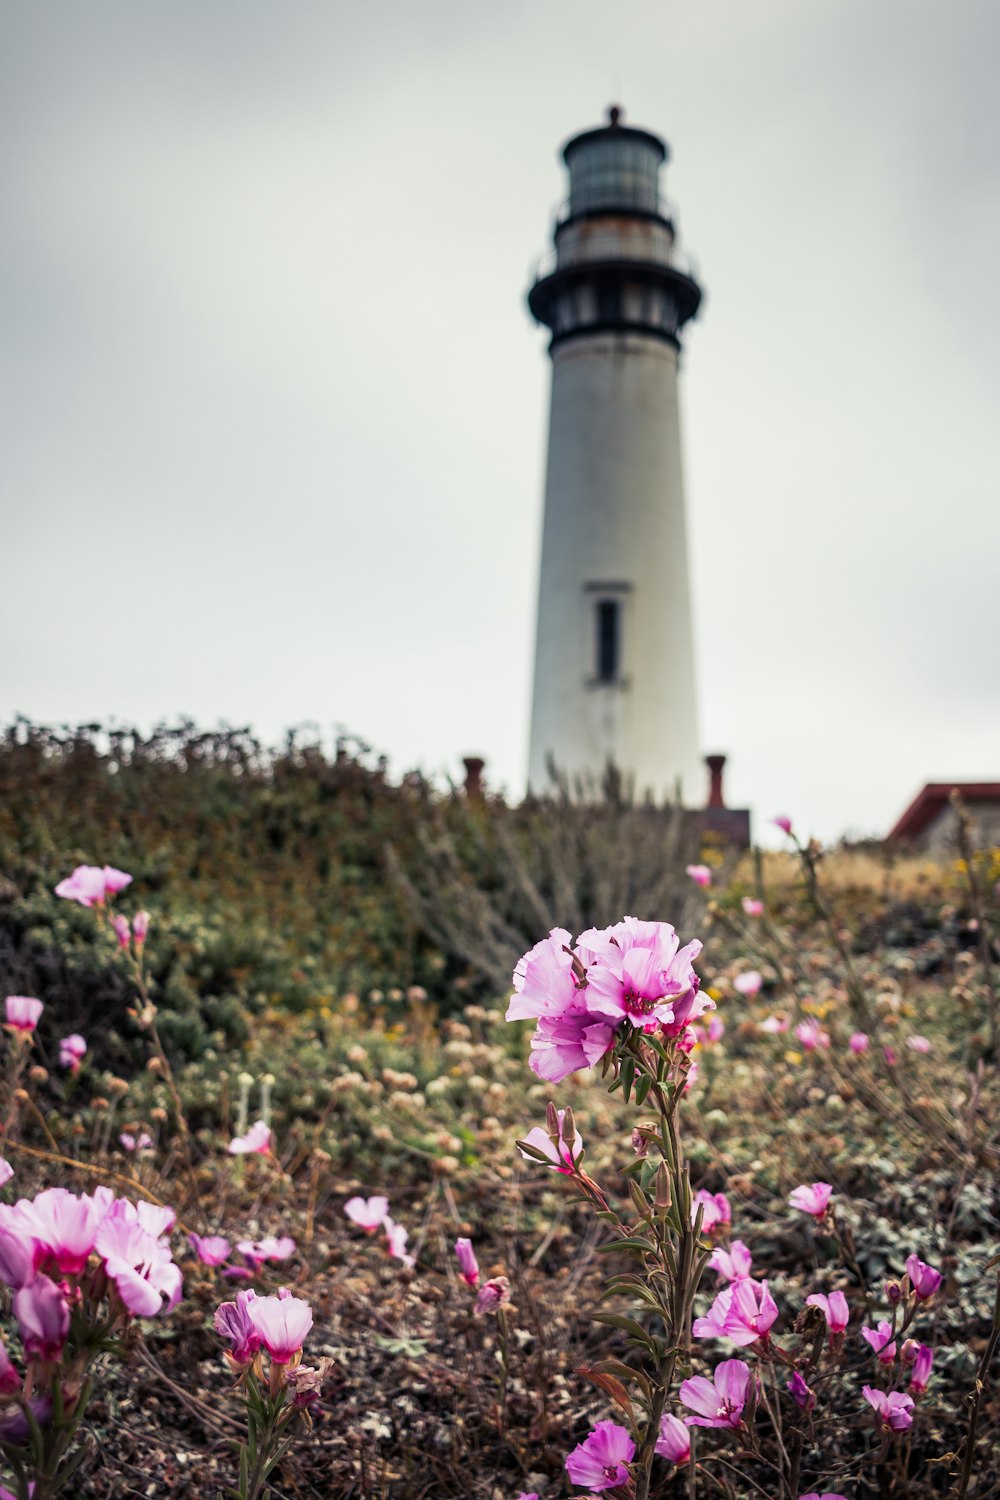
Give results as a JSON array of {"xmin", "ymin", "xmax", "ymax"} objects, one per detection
[
  {"xmin": 454, "ymin": 1237, "xmax": 479, "ymax": 1287},
  {"xmin": 95, "ymin": 1207, "xmax": 182, "ymax": 1316},
  {"xmin": 787, "ymin": 1371, "xmax": 815, "ymax": 1411},
  {"xmin": 680, "ymin": 1358, "xmax": 752, "ymax": 1428},
  {"xmin": 111, "ymin": 914, "xmax": 131, "ymax": 949},
  {"xmin": 15, "ymin": 1185, "xmax": 113, "ymax": 1275},
  {"xmin": 741, "ymin": 898, "xmax": 764, "ymax": 917},
  {"xmin": 0, "ymin": 1399, "xmax": 50, "ymax": 1445},
  {"xmin": 215, "ymin": 1289, "xmax": 261, "ymax": 1365},
  {"xmin": 862, "ymin": 1386, "xmax": 914, "ymax": 1431},
  {"xmin": 692, "ymin": 1190, "xmax": 731, "ymax": 1234},
  {"xmin": 760, "ymin": 1014, "xmax": 790, "ymax": 1033},
  {"xmin": 723, "ymin": 1279, "xmax": 779, "ymax": 1346},
  {"xmin": 236, "ymin": 1236, "xmax": 296, "ymax": 1266},
  {"xmin": 120, "ymin": 1132, "xmax": 154, "ymax": 1153},
  {"xmin": 849, "ymin": 1031, "xmax": 869, "ymax": 1054},
  {"xmin": 285, "ymin": 1362, "xmax": 327, "ymax": 1408},
  {"xmin": 0, "ymin": 1336, "xmax": 21, "ymax": 1395},
  {"xmin": 686, "ymin": 865, "xmax": 712, "ymax": 888},
  {"xmin": 58, "ymin": 1034, "xmax": 87, "ymax": 1072},
  {"xmin": 55, "ymin": 864, "xmax": 132, "ymax": 906},
  {"xmin": 909, "ymin": 1343, "xmax": 933, "ymax": 1394},
  {"xmin": 905, "ymin": 1254, "xmax": 943, "ymax": 1300},
  {"xmin": 706, "ymin": 1014, "xmax": 725, "ymax": 1043},
  {"xmin": 799, "ymin": 1495, "xmax": 847, "ymax": 1499},
  {"xmin": 14, "ymin": 1274, "xmax": 70, "ymax": 1359},
  {"xmin": 709, "ymin": 1240, "xmax": 753, "ymax": 1282},
  {"xmin": 0, "ymin": 1224, "xmax": 37, "ymax": 1290},
  {"xmin": 906, "ymin": 1035, "xmax": 931, "ymax": 1053},
  {"xmin": 53, "ymin": 866, "xmax": 108, "ymax": 906},
  {"xmin": 805, "ymin": 1290, "xmax": 850, "ymax": 1334},
  {"xmin": 862, "ymin": 1321, "xmax": 897, "ymax": 1363},
  {"xmin": 655, "ymin": 1412, "xmax": 691, "ymax": 1464},
  {"xmin": 693, "ymin": 1285, "xmax": 734, "ymax": 1341},
  {"xmin": 257, "ymin": 1235, "xmax": 296, "ymax": 1262},
  {"xmin": 528, "ymin": 1005, "xmax": 616, "ymax": 1082},
  {"xmin": 246, "ymin": 1291, "xmax": 312, "ymax": 1363},
  {"xmin": 584, "ymin": 922, "xmax": 703, "ymax": 1030},
  {"xmin": 734, "ymin": 971, "xmax": 762, "ymax": 998},
  {"xmin": 788, "ymin": 1183, "xmax": 832, "ymax": 1219},
  {"xmin": 772, "ymin": 816, "xmax": 793, "ymax": 836},
  {"xmin": 384, "ymin": 1217, "xmax": 415, "ymax": 1268},
  {"xmin": 794, "ymin": 1019, "xmax": 830, "ymax": 1051},
  {"xmin": 518, "ymin": 1110, "xmax": 583, "ymax": 1174},
  {"xmin": 5, "ymin": 997, "xmax": 43, "ymax": 1034},
  {"xmin": 564, "ymin": 1419, "xmax": 635, "ymax": 1491},
  {"xmin": 133, "ymin": 911, "xmax": 150, "ymax": 944},
  {"xmin": 507, "ymin": 928, "xmax": 580, "ymax": 1022},
  {"xmin": 344, "ymin": 1195, "xmax": 389, "ymax": 1232},
  {"xmin": 474, "ymin": 1275, "xmax": 511, "ymax": 1317},
  {"xmin": 189, "ymin": 1234, "xmax": 231, "ymax": 1266},
  {"xmin": 228, "ymin": 1121, "xmax": 271, "ymax": 1156},
  {"xmin": 0, "ymin": 1160, "xmax": 13, "ymax": 1189},
  {"xmin": 883, "ymin": 1046, "xmax": 898, "ymax": 1066}
]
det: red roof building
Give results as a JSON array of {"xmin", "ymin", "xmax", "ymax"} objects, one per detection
[{"xmin": 888, "ymin": 782, "xmax": 1000, "ymax": 853}]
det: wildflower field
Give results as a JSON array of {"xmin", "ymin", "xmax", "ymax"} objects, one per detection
[{"xmin": 0, "ymin": 723, "xmax": 998, "ymax": 1499}]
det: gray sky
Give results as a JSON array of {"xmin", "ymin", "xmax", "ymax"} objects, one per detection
[{"xmin": 3, "ymin": 0, "xmax": 999, "ymax": 844}]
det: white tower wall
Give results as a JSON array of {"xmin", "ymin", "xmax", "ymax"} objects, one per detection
[
  {"xmin": 526, "ymin": 110, "xmax": 703, "ymax": 803},
  {"xmin": 528, "ymin": 330, "xmax": 700, "ymax": 800}
]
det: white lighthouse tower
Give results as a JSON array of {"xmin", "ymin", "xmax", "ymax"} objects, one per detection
[{"xmin": 527, "ymin": 107, "xmax": 703, "ymax": 802}]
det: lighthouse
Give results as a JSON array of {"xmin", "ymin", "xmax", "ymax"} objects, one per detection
[{"xmin": 527, "ymin": 107, "xmax": 703, "ymax": 802}]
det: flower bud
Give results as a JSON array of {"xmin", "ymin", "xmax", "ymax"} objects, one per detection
[{"xmin": 654, "ymin": 1162, "xmax": 672, "ymax": 1212}]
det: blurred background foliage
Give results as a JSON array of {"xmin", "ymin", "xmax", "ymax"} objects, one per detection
[{"xmin": 0, "ymin": 719, "xmax": 701, "ymax": 1062}]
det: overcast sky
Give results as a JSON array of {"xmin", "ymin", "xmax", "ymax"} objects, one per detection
[{"xmin": 3, "ymin": 0, "xmax": 998, "ymax": 843}]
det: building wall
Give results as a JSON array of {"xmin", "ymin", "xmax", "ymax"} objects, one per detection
[
  {"xmin": 528, "ymin": 329, "xmax": 700, "ymax": 802},
  {"xmin": 920, "ymin": 801, "xmax": 1000, "ymax": 856}
]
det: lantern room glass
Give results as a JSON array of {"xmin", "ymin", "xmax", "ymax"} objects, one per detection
[{"xmin": 567, "ymin": 137, "xmax": 661, "ymax": 218}]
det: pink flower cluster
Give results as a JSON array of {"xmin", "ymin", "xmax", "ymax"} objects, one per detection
[
  {"xmin": 215, "ymin": 1286, "xmax": 313, "ymax": 1367},
  {"xmin": 54, "ymin": 865, "xmax": 132, "ymax": 907},
  {"xmin": 693, "ymin": 1278, "xmax": 779, "ymax": 1347},
  {"xmin": 0, "ymin": 1187, "xmax": 181, "ymax": 1385},
  {"xmin": 189, "ymin": 1232, "xmax": 296, "ymax": 1277},
  {"xmin": 343, "ymin": 1196, "xmax": 414, "ymax": 1268},
  {"xmin": 507, "ymin": 918, "xmax": 707, "ymax": 1083}
]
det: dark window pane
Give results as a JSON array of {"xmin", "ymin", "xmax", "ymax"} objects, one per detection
[{"xmin": 596, "ymin": 600, "xmax": 619, "ymax": 682}]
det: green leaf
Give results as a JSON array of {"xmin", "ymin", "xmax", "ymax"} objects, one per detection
[
  {"xmin": 598, "ymin": 1236, "xmax": 654, "ymax": 1254},
  {"xmin": 515, "ymin": 1138, "xmax": 557, "ymax": 1165},
  {"xmin": 621, "ymin": 1055, "xmax": 636, "ymax": 1103},
  {"xmin": 635, "ymin": 1072, "xmax": 653, "ymax": 1105},
  {"xmin": 592, "ymin": 1312, "xmax": 655, "ymax": 1348}
]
